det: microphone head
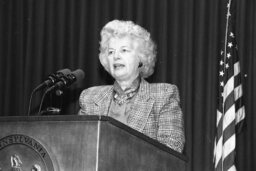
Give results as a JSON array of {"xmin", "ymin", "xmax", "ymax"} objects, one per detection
[
  {"xmin": 71, "ymin": 69, "xmax": 85, "ymax": 82},
  {"xmin": 56, "ymin": 68, "xmax": 71, "ymax": 75},
  {"xmin": 45, "ymin": 69, "xmax": 85, "ymax": 94}
]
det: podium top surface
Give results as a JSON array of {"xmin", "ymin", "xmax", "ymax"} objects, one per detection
[{"xmin": 0, "ymin": 115, "xmax": 187, "ymax": 162}]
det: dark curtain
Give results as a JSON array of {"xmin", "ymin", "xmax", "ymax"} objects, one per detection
[{"xmin": 0, "ymin": 0, "xmax": 255, "ymax": 170}]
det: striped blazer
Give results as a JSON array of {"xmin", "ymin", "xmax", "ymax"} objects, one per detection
[{"xmin": 78, "ymin": 79, "xmax": 185, "ymax": 153}]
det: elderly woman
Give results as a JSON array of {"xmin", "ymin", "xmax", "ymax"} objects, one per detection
[{"xmin": 79, "ymin": 20, "xmax": 185, "ymax": 153}]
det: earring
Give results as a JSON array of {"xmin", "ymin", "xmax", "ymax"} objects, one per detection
[{"xmin": 138, "ymin": 62, "xmax": 143, "ymax": 68}]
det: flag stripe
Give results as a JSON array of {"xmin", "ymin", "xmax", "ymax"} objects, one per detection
[
  {"xmin": 223, "ymin": 134, "xmax": 236, "ymax": 159},
  {"xmin": 223, "ymin": 151, "xmax": 236, "ymax": 171},
  {"xmin": 217, "ymin": 110, "xmax": 223, "ymax": 126},
  {"xmin": 235, "ymin": 106, "xmax": 245, "ymax": 124},
  {"xmin": 215, "ymin": 139, "xmax": 224, "ymax": 171},
  {"xmin": 235, "ymin": 96, "xmax": 244, "ymax": 110},
  {"xmin": 216, "ymin": 115, "xmax": 223, "ymax": 143},
  {"xmin": 215, "ymin": 159, "xmax": 223, "ymax": 171},
  {"xmin": 234, "ymin": 62, "xmax": 240, "ymax": 76},
  {"xmin": 224, "ymin": 92, "xmax": 234, "ymax": 114},
  {"xmin": 223, "ymin": 105, "xmax": 235, "ymax": 131},
  {"xmin": 223, "ymin": 76, "xmax": 234, "ymax": 100},
  {"xmin": 228, "ymin": 165, "xmax": 236, "ymax": 171},
  {"xmin": 215, "ymin": 136, "xmax": 223, "ymax": 167},
  {"xmin": 234, "ymin": 85, "xmax": 242, "ymax": 100},
  {"xmin": 234, "ymin": 73, "xmax": 241, "ymax": 87},
  {"xmin": 223, "ymin": 121, "xmax": 236, "ymax": 147}
]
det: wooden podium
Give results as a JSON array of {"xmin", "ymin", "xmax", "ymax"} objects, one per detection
[{"xmin": 0, "ymin": 115, "xmax": 187, "ymax": 171}]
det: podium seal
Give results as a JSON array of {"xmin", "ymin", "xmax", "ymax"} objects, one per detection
[{"xmin": 0, "ymin": 134, "xmax": 54, "ymax": 171}]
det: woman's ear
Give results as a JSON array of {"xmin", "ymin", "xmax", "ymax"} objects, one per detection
[{"xmin": 137, "ymin": 53, "xmax": 143, "ymax": 68}]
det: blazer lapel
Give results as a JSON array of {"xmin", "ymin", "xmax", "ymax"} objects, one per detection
[
  {"xmin": 127, "ymin": 79, "xmax": 154, "ymax": 132},
  {"xmin": 92, "ymin": 86, "xmax": 113, "ymax": 116}
]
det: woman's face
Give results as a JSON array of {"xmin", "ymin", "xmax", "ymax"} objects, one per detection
[{"xmin": 106, "ymin": 36, "xmax": 140, "ymax": 82}]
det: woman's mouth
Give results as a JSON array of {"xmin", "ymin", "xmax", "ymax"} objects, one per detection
[{"xmin": 114, "ymin": 63, "xmax": 125, "ymax": 69}]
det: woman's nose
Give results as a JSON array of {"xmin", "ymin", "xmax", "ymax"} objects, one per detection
[{"xmin": 113, "ymin": 51, "xmax": 120, "ymax": 60}]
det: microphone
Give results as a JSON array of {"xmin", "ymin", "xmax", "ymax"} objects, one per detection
[
  {"xmin": 27, "ymin": 68, "xmax": 71, "ymax": 116},
  {"xmin": 33, "ymin": 68, "xmax": 71, "ymax": 92},
  {"xmin": 37, "ymin": 69, "xmax": 85, "ymax": 115},
  {"xmin": 47, "ymin": 69, "xmax": 85, "ymax": 92}
]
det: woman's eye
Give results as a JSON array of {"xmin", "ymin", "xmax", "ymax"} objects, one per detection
[
  {"xmin": 108, "ymin": 51, "xmax": 114, "ymax": 55},
  {"xmin": 121, "ymin": 49, "xmax": 129, "ymax": 53}
]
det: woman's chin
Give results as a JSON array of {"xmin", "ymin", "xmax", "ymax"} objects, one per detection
[
  {"xmin": 111, "ymin": 72, "xmax": 126, "ymax": 80},
  {"xmin": 113, "ymin": 75, "xmax": 126, "ymax": 81}
]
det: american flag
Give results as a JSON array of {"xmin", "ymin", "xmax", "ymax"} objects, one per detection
[{"xmin": 213, "ymin": 0, "xmax": 245, "ymax": 170}]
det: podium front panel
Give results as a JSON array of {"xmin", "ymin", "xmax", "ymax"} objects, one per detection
[
  {"xmin": 98, "ymin": 120, "xmax": 186, "ymax": 171},
  {"xmin": 0, "ymin": 117, "xmax": 99, "ymax": 171}
]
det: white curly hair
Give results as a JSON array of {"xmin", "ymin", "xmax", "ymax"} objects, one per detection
[{"xmin": 99, "ymin": 20, "xmax": 157, "ymax": 78}]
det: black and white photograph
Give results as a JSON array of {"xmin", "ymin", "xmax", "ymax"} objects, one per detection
[{"xmin": 0, "ymin": 0, "xmax": 255, "ymax": 170}]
